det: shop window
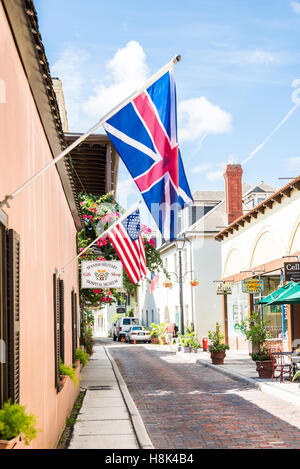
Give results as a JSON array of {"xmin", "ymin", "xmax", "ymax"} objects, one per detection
[{"xmin": 253, "ymin": 276, "xmax": 284, "ymax": 339}]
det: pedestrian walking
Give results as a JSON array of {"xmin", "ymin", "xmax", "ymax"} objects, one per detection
[
  {"xmin": 173, "ymin": 323, "xmax": 178, "ymax": 338},
  {"xmin": 163, "ymin": 320, "xmax": 175, "ymax": 345}
]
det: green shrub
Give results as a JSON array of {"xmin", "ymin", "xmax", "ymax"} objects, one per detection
[
  {"xmin": 75, "ymin": 348, "xmax": 89, "ymax": 367},
  {"xmin": 0, "ymin": 400, "xmax": 38, "ymax": 445},
  {"xmin": 59, "ymin": 362, "xmax": 78, "ymax": 386},
  {"xmin": 208, "ymin": 323, "xmax": 229, "ymax": 353}
]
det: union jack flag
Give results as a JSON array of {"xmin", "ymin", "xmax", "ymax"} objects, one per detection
[{"xmin": 103, "ymin": 69, "xmax": 193, "ymax": 241}]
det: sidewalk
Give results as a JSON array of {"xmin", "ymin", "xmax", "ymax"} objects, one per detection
[
  {"xmin": 176, "ymin": 347, "xmax": 300, "ymax": 408},
  {"xmin": 68, "ymin": 345, "xmax": 153, "ymax": 449}
]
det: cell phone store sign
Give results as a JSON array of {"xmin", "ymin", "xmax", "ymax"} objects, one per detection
[{"xmin": 81, "ymin": 261, "xmax": 123, "ymax": 289}]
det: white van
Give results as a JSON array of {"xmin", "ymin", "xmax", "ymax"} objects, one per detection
[{"xmin": 113, "ymin": 317, "xmax": 140, "ymax": 341}]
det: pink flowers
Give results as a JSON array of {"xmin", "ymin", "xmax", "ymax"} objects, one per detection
[
  {"xmin": 142, "ymin": 224, "xmax": 152, "ymax": 234},
  {"xmin": 145, "ymin": 238, "xmax": 155, "ymax": 248},
  {"xmin": 96, "ymin": 238, "xmax": 108, "ymax": 247},
  {"xmin": 83, "ymin": 214, "xmax": 94, "ymax": 222}
]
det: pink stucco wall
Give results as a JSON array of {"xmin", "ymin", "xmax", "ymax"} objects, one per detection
[{"xmin": 0, "ymin": 4, "xmax": 80, "ymax": 448}]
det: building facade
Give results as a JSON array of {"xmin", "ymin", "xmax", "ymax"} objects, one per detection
[
  {"xmin": 0, "ymin": 0, "xmax": 83, "ymax": 448},
  {"xmin": 216, "ymin": 168, "xmax": 300, "ymax": 352},
  {"xmin": 138, "ymin": 175, "xmax": 275, "ymax": 339}
]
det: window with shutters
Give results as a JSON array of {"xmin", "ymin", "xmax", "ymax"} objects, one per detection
[
  {"xmin": 53, "ymin": 273, "xmax": 61, "ymax": 392},
  {"xmin": 6, "ymin": 230, "xmax": 20, "ymax": 404},
  {"xmin": 59, "ymin": 279, "xmax": 65, "ymax": 364},
  {"xmin": 71, "ymin": 290, "xmax": 78, "ymax": 365},
  {"xmin": 0, "ymin": 222, "xmax": 7, "ymax": 407}
]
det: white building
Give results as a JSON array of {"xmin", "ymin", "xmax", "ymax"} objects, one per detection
[
  {"xmin": 215, "ymin": 168, "xmax": 300, "ymax": 352},
  {"xmin": 138, "ymin": 170, "xmax": 276, "ymax": 339}
]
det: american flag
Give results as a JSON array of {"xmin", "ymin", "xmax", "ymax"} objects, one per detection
[
  {"xmin": 107, "ymin": 209, "xmax": 147, "ymax": 284},
  {"xmin": 150, "ymin": 272, "xmax": 159, "ymax": 294}
]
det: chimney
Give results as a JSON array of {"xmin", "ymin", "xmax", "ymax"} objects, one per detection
[{"xmin": 224, "ymin": 164, "xmax": 243, "ymax": 225}]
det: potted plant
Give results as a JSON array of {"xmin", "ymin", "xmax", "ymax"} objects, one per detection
[
  {"xmin": 190, "ymin": 336, "xmax": 201, "ymax": 353},
  {"xmin": 163, "ymin": 281, "xmax": 173, "ymax": 289},
  {"xmin": 236, "ymin": 312, "xmax": 272, "ymax": 378},
  {"xmin": 148, "ymin": 323, "xmax": 160, "ymax": 344},
  {"xmin": 181, "ymin": 337, "xmax": 192, "ymax": 353},
  {"xmin": 190, "ymin": 279, "xmax": 199, "ymax": 287},
  {"xmin": 208, "ymin": 323, "xmax": 229, "ymax": 364},
  {"xmin": 59, "ymin": 362, "xmax": 78, "ymax": 388},
  {"xmin": 0, "ymin": 400, "xmax": 38, "ymax": 449},
  {"xmin": 149, "ymin": 323, "xmax": 165, "ymax": 344},
  {"xmin": 75, "ymin": 348, "xmax": 89, "ymax": 368}
]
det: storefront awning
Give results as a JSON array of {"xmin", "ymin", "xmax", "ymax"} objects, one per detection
[
  {"xmin": 267, "ymin": 281, "xmax": 300, "ymax": 305},
  {"xmin": 254, "ymin": 281, "xmax": 296, "ymax": 305}
]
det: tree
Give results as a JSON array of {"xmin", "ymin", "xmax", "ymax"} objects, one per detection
[{"xmin": 77, "ymin": 191, "xmax": 166, "ymax": 312}]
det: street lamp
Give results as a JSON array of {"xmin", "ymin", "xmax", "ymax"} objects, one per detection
[{"xmin": 175, "ymin": 236, "xmax": 186, "ymax": 335}]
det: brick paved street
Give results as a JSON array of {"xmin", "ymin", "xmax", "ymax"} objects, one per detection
[{"xmin": 103, "ymin": 340, "xmax": 300, "ymax": 449}]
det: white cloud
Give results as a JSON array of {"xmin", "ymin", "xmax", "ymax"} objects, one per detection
[
  {"xmin": 291, "ymin": 1, "xmax": 300, "ymax": 14},
  {"xmin": 178, "ymin": 97, "xmax": 232, "ymax": 142},
  {"xmin": 191, "ymin": 163, "xmax": 212, "ymax": 174},
  {"xmin": 115, "ymin": 177, "xmax": 137, "ymax": 208},
  {"xmin": 51, "ymin": 48, "xmax": 89, "ymax": 130},
  {"xmin": 206, "ymin": 156, "xmax": 237, "ymax": 181},
  {"xmin": 82, "ymin": 41, "xmax": 149, "ymax": 120},
  {"xmin": 242, "ymin": 50, "xmax": 277, "ymax": 64},
  {"xmin": 288, "ymin": 157, "xmax": 300, "ymax": 171},
  {"xmin": 52, "ymin": 40, "xmax": 233, "ymax": 152}
]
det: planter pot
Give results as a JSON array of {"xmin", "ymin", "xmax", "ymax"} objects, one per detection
[
  {"xmin": 151, "ymin": 337, "xmax": 159, "ymax": 344},
  {"xmin": 59, "ymin": 375, "xmax": 67, "ymax": 388},
  {"xmin": 210, "ymin": 350, "xmax": 226, "ymax": 365},
  {"xmin": 255, "ymin": 360, "xmax": 273, "ymax": 379},
  {"xmin": 0, "ymin": 434, "xmax": 22, "ymax": 449},
  {"xmin": 183, "ymin": 346, "xmax": 191, "ymax": 353},
  {"xmin": 191, "ymin": 348, "xmax": 198, "ymax": 353}
]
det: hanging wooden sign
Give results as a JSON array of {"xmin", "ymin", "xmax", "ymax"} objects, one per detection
[
  {"xmin": 81, "ymin": 260, "xmax": 123, "ymax": 289},
  {"xmin": 242, "ymin": 278, "xmax": 264, "ymax": 294},
  {"xmin": 216, "ymin": 283, "xmax": 232, "ymax": 295}
]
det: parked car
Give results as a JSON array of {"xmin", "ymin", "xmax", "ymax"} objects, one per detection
[
  {"xmin": 125, "ymin": 326, "xmax": 151, "ymax": 344},
  {"xmin": 112, "ymin": 317, "xmax": 140, "ymax": 341}
]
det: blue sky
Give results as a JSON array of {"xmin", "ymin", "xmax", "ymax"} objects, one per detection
[{"xmin": 35, "ymin": 0, "xmax": 300, "ymax": 217}]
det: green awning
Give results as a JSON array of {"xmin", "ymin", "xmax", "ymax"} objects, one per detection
[
  {"xmin": 267, "ymin": 282, "xmax": 300, "ymax": 305},
  {"xmin": 254, "ymin": 281, "xmax": 296, "ymax": 305}
]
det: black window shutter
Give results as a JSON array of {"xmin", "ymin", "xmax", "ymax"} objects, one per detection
[
  {"xmin": 53, "ymin": 274, "xmax": 61, "ymax": 392},
  {"xmin": 71, "ymin": 290, "xmax": 78, "ymax": 364},
  {"xmin": 59, "ymin": 279, "xmax": 65, "ymax": 364},
  {"xmin": 0, "ymin": 223, "xmax": 8, "ymax": 407},
  {"xmin": 7, "ymin": 229, "xmax": 20, "ymax": 404}
]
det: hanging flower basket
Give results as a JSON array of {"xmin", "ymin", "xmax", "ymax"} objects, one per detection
[
  {"xmin": 163, "ymin": 281, "xmax": 173, "ymax": 289},
  {"xmin": 190, "ymin": 280, "xmax": 199, "ymax": 287}
]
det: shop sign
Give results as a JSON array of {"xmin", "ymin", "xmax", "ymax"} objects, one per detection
[
  {"xmin": 284, "ymin": 262, "xmax": 300, "ymax": 282},
  {"xmin": 242, "ymin": 278, "xmax": 264, "ymax": 294},
  {"xmin": 81, "ymin": 260, "xmax": 123, "ymax": 289},
  {"xmin": 216, "ymin": 283, "xmax": 232, "ymax": 295}
]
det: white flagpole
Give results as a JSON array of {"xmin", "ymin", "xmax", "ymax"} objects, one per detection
[
  {"xmin": 0, "ymin": 55, "xmax": 181, "ymax": 209},
  {"xmin": 57, "ymin": 200, "xmax": 142, "ymax": 276}
]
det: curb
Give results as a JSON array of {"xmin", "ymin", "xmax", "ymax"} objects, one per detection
[
  {"xmin": 197, "ymin": 359, "xmax": 300, "ymax": 408},
  {"xmin": 105, "ymin": 346, "xmax": 154, "ymax": 450},
  {"xmin": 197, "ymin": 359, "xmax": 260, "ymax": 389}
]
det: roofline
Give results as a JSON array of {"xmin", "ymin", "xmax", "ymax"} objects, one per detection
[
  {"xmin": 2, "ymin": 0, "xmax": 83, "ymax": 231},
  {"xmin": 215, "ymin": 174, "xmax": 300, "ymax": 242}
]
